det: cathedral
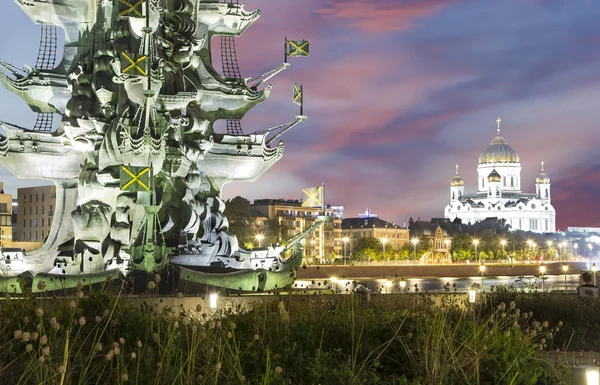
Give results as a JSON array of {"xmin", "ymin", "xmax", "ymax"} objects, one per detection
[{"xmin": 444, "ymin": 118, "xmax": 556, "ymax": 233}]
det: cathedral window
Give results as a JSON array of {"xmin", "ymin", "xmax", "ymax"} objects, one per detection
[
  {"xmin": 511, "ymin": 176, "xmax": 514, "ymax": 187},
  {"xmin": 452, "ymin": 192, "xmax": 455, "ymax": 200},
  {"xmin": 545, "ymin": 189, "xmax": 548, "ymax": 198}
]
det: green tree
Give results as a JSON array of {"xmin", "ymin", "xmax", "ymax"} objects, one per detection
[
  {"xmin": 266, "ymin": 218, "xmax": 289, "ymax": 245},
  {"xmin": 353, "ymin": 237, "xmax": 382, "ymax": 261},
  {"xmin": 223, "ymin": 196, "xmax": 254, "ymax": 246}
]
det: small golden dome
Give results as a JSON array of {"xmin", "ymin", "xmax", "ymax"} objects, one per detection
[
  {"xmin": 451, "ymin": 164, "xmax": 464, "ymax": 186},
  {"xmin": 536, "ymin": 161, "xmax": 550, "ymax": 184},
  {"xmin": 487, "ymin": 169, "xmax": 501, "ymax": 183}
]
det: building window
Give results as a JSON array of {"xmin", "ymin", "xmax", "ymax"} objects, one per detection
[
  {"xmin": 511, "ymin": 176, "xmax": 514, "ymax": 187},
  {"xmin": 42, "ymin": 230, "xmax": 45, "ymax": 239},
  {"xmin": 35, "ymin": 219, "xmax": 38, "ymax": 227},
  {"xmin": 36, "ymin": 194, "xmax": 38, "ymax": 203},
  {"xmin": 29, "ymin": 194, "xmax": 32, "ymax": 203},
  {"xmin": 42, "ymin": 193, "xmax": 44, "ymax": 202},
  {"xmin": 42, "ymin": 218, "xmax": 44, "ymax": 227},
  {"xmin": 0, "ymin": 203, "xmax": 6, "ymax": 213},
  {"xmin": 49, "ymin": 205, "xmax": 53, "ymax": 216}
]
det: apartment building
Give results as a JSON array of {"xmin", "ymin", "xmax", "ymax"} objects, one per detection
[
  {"xmin": 17, "ymin": 185, "xmax": 56, "ymax": 242},
  {"xmin": 251, "ymin": 199, "xmax": 343, "ymax": 262},
  {"xmin": 341, "ymin": 217, "xmax": 410, "ymax": 255},
  {"xmin": 0, "ymin": 183, "xmax": 13, "ymax": 248}
]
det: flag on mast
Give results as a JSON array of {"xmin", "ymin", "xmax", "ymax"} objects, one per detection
[
  {"xmin": 302, "ymin": 186, "xmax": 324, "ymax": 208},
  {"xmin": 287, "ymin": 39, "xmax": 310, "ymax": 57},
  {"xmin": 293, "ymin": 83, "xmax": 303, "ymax": 107}
]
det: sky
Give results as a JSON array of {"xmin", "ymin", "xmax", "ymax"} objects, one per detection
[{"xmin": 0, "ymin": 0, "xmax": 599, "ymax": 230}]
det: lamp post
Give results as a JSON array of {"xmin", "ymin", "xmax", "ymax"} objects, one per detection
[
  {"xmin": 381, "ymin": 237, "xmax": 388, "ymax": 259},
  {"xmin": 473, "ymin": 239, "xmax": 480, "ymax": 262},
  {"xmin": 539, "ymin": 264, "xmax": 546, "ymax": 291},
  {"xmin": 562, "ymin": 264, "xmax": 568, "ymax": 291},
  {"xmin": 342, "ymin": 237, "xmax": 349, "ymax": 265},
  {"xmin": 255, "ymin": 234, "xmax": 264, "ymax": 248},
  {"xmin": 411, "ymin": 238, "xmax": 419, "ymax": 260},
  {"xmin": 500, "ymin": 239, "xmax": 507, "ymax": 260},
  {"xmin": 400, "ymin": 279, "xmax": 406, "ymax": 293},
  {"xmin": 592, "ymin": 263, "xmax": 598, "ymax": 286},
  {"xmin": 385, "ymin": 279, "xmax": 392, "ymax": 294},
  {"xmin": 479, "ymin": 263, "xmax": 486, "ymax": 291},
  {"xmin": 330, "ymin": 276, "xmax": 338, "ymax": 293}
]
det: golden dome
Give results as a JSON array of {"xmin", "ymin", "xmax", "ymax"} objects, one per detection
[
  {"xmin": 478, "ymin": 134, "xmax": 520, "ymax": 164},
  {"xmin": 451, "ymin": 164, "xmax": 464, "ymax": 186},
  {"xmin": 536, "ymin": 161, "xmax": 550, "ymax": 184},
  {"xmin": 487, "ymin": 169, "xmax": 501, "ymax": 182},
  {"xmin": 451, "ymin": 176, "xmax": 464, "ymax": 187}
]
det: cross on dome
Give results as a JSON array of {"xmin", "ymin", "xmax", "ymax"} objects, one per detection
[
  {"xmin": 455, "ymin": 164, "xmax": 459, "ymax": 175},
  {"xmin": 496, "ymin": 117, "xmax": 501, "ymax": 133},
  {"xmin": 541, "ymin": 160, "xmax": 545, "ymax": 172}
]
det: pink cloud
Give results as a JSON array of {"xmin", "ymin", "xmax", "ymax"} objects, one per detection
[{"xmin": 316, "ymin": 0, "xmax": 458, "ymax": 33}]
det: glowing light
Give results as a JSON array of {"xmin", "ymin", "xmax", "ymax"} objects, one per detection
[
  {"xmin": 562, "ymin": 265, "xmax": 568, "ymax": 272},
  {"xmin": 411, "ymin": 238, "xmax": 419, "ymax": 246},
  {"xmin": 385, "ymin": 280, "xmax": 392, "ymax": 287},
  {"xmin": 209, "ymin": 292, "xmax": 218, "ymax": 309},
  {"xmin": 539, "ymin": 265, "xmax": 546, "ymax": 274},
  {"xmin": 330, "ymin": 276, "xmax": 338, "ymax": 283},
  {"xmin": 400, "ymin": 281, "xmax": 406, "ymax": 288},
  {"xmin": 500, "ymin": 239, "xmax": 507, "ymax": 246},
  {"xmin": 468, "ymin": 290, "xmax": 476, "ymax": 303},
  {"xmin": 586, "ymin": 368, "xmax": 599, "ymax": 385},
  {"xmin": 479, "ymin": 264, "xmax": 486, "ymax": 272}
]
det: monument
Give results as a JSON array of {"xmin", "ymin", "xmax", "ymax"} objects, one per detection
[{"xmin": 0, "ymin": 0, "xmax": 323, "ymax": 293}]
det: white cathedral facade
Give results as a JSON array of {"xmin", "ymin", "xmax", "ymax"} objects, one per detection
[{"xmin": 444, "ymin": 118, "xmax": 556, "ymax": 233}]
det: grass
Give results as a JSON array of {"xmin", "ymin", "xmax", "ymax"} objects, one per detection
[{"xmin": 0, "ymin": 281, "xmax": 572, "ymax": 384}]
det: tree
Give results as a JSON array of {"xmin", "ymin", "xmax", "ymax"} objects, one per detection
[
  {"xmin": 353, "ymin": 237, "xmax": 383, "ymax": 261},
  {"xmin": 266, "ymin": 218, "xmax": 289, "ymax": 245},
  {"xmin": 223, "ymin": 196, "xmax": 254, "ymax": 246}
]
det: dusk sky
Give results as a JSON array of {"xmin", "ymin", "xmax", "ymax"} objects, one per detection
[{"xmin": 1, "ymin": 1, "xmax": 600, "ymax": 231}]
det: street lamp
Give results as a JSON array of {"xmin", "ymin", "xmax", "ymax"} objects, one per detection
[
  {"xmin": 255, "ymin": 234, "xmax": 264, "ymax": 248},
  {"xmin": 400, "ymin": 279, "xmax": 406, "ymax": 292},
  {"xmin": 381, "ymin": 237, "xmax": 388, "ymax": 259},
  {"xmin": 500, "ymin": 239, "xmax": 507, "ymax": 260},
  {"xmin": 411, "ymin": 238, "xmax": 419, "ymax": 260},
  {"xmin": 562, "ymin": 264, "xmax": 568, "ymax": 291},
  {"xmin": 330, "ymin": 276, "xmax": 338, "ymax": 293},
  {"xmin": 473, "ymin": 239, "xmax": 480, "ymax": 262},
  {"xmin": 479, "ymin": 263, "xmax": 486, "ymax": 291},
  {"xmin": 592, "ymin": 263, "xmax": 598, "ymax": 286},
  {"xmin": 539, "ymin": 265, "xmax": 546, "ymax": 291}
]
